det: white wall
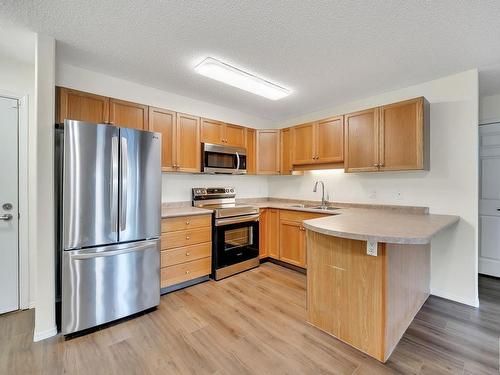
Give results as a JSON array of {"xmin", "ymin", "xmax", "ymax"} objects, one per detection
[
  {"xmin": 33, "ymin": 34, "xmax": 57, "ymax": 341},
  {"xmin": 270, "ymin": 70, "xmax": 479, "ymax": 307},
  {"xmin": 162, "ymin": 174, "xmax": 268, "ymax": 202},
  {"xmin": 480, "ymin": 94, "xmax": 500, "ymax": 124}
]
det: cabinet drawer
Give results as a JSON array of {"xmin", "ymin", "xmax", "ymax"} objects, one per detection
[
  {"xmin": 161, "ymin": 242, "xmax": 212, "ymax": 267},
  {"xmin": 161, "ymin": 257, "xmax": 211, "ymax": 288},
  {"xmin": 279, "ymin": 209, "xmax": 326, "ymax": 222},
  {"xmin": 162, "ymin": 227, "xmax": 212, "ymax": 250},
  {"xmin": 162, "ymin": 215, "xmax": 211, "ymax": 232}
]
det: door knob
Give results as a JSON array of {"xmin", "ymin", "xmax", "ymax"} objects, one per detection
[{"xmin": 0, "ymin": 214, "xmax": 13, "ymax": 221}]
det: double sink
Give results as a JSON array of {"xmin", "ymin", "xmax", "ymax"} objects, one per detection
[{"xmin": 287, "ymin": 204, "xmax": 341, "ymax": 212}]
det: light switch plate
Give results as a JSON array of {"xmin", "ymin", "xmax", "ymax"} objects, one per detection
[{"xmin": 367, "ymin": 241, "xmax": 378, "ymax": 256}]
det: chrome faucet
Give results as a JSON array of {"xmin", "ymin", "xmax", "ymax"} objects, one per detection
[{"xmin": 313, "ymin": 181, "xmax": 327, "ymax": 209}]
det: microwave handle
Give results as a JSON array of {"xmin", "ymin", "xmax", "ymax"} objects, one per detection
[{"xmin": 236, "ymin": 152, "xmax": 240, "ymax": 171}]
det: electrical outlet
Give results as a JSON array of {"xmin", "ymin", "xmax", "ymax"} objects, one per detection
[{"xmin": 367, "ymin": 241, "xmax": 378, "ymax": 256}]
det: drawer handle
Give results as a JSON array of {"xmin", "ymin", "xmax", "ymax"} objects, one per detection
[
  {"xmin": 186, "ymin": 236, "xmax": 190, "ymax": 240},
  {"xmin": 186, "ymin": 220, "xmax": 190, "ymax": 225},
  {"xmin": 185, "ymin": 270, "xmax": 190, "ymax": 274},
  {"xmin": 186, "ymin": 252, "xmax": 190, "ymax": 256}
]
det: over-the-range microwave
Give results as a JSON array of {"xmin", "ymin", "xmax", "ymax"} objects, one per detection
[{"xmin": 201, "ymin": 143, "xmax": 247, "ymax": 174}]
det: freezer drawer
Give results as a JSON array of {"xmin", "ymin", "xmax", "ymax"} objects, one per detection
[{"xmin": 62, "ymin": 239, "xmax": 160, "ymax": 335}]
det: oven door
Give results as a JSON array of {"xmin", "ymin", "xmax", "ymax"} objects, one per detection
[
  {"xmin": 203, "ymin": 143, "xmax": 247, "ymax": 174},
  {"xmin": 213, "ymin": 214, "xmax": 259, "ymax": 273}
]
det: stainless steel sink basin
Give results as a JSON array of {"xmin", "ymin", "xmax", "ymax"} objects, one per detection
[{"xmin": 287, "ymin": 204, "xmax": 341, "ymax": 211}]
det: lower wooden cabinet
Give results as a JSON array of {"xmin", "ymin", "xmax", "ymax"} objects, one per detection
[
  {"xmin": 267, "ymin": 209, "xmax": 280, "ymax": 259},
  {"xmin": 160, "ymin": 214, "xmax": 212, "ymax": 289},
  {"xmin": 259, "ymin": 209, "xmax": 268, "ymax": 258},
  {"xmin": 279, "ymin": 219, "xmax": 306, "ymax": 267}
]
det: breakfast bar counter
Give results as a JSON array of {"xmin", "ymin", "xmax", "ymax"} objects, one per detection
[{"xmin": 303, "ymin": 209, "xmax": 459, "ymax": 363}]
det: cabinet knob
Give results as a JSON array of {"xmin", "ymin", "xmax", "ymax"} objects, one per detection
[
  {"xmin": 373, "ymin": 163, "xmax": 379, "ymax": 167},
  {"xmin": 186, "ymin": 236, "xmax": 190, "ymax": 240},
  {"xmin": 185, "ymin": 270, "xmax": 190, "ymax": 274},
  {"xmin": 186, "ymin": 220, "xmax": 190, "ymax": 225},
  {"xmin": 186, "ymin": 252, "xmax": 190, "ymax": 256},
  {"xmin": 379, "ymin": 162, "xmax": 385, "ymax": 167}
]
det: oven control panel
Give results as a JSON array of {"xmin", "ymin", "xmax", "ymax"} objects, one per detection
[{"xmin": 192, "ymin": 187, "xmax": 235, "ymax": 200}]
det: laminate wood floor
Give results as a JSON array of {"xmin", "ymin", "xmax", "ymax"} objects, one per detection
[{"xmin": 1, "ymin": 263, "xmax": 499, "ymax": 374}]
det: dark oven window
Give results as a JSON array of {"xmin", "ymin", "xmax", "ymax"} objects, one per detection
[{"xmin": 214, "ymin": 220, "xmax": 259, "ymax": 268}]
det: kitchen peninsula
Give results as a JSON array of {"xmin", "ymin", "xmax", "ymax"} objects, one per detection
[{"xmin": 303, "ymin": 208, "xmax": 459, "ymax": 362}]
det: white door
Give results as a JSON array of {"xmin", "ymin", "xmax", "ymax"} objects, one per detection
[
  {"xmin": 0, "ymin": 96, "xmax": 19, "ymax": 314},
  {"xmin": 479, "ymin": 123, "xmax": 500, "ymax": 277}
]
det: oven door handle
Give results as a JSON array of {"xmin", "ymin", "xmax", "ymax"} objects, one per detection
[{"xmin": 215, "ymin": 214, "xmax": 260, "ymax": 226}]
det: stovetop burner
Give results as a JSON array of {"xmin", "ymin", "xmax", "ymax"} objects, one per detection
[{"xmin": 192, "ymin": 187, "xmax": 259, "ymax": 218}]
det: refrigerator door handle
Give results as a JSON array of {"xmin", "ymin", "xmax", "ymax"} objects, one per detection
[
  {"xmin": 120, "ymin": 136, "xmax": 128, "ymax": 231},
  {"xmin": 70, "ymin": 242, "xmax": 155, "ymax": 260},
  {"xmin": 110, "ymin": 136, "xmax": 119, "ymax": 233}
]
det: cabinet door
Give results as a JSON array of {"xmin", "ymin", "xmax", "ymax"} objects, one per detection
[
  {"xmin": 379, "ymin": 97, "xmax": 425, "ymax": 171},
  {"xmin": 176, "ymin": 113, "xmax": 201, "ymax": 173},
  {"xmin": 109, "ymin": 98, "xmax": 148, "ymax": 130},
  {"xmin": 201, "ymin": 118, "xmax": 224, "ymax": 145},
  {"xmin": 225, "ymin": 124, "xmax": 246, "ymax": 147},
  {"xmin": 279, "ymin": 219, "xmax": 306, "ymax": 267},
  {"xmin": 246, "ymin": 128, "xmax": 256, "ymax": 175},
  {"xmin": 267, "ymin": 209, "xmax": 280, "ymax": 259},
  {"xmin": 56, "ymin": 87, "xmax": 109, "ymax": 124},
  {"xmin": 259, "ymin": 209, "xmax": 268, "ymax": 258},
  {"xmin": 256, "ymin": 130, "xmax": 280, "ymax": 175},
  {"xmin": 291, "ymin": 123, "xmax": 315, "ymax": 165},
  {"xmin": 316, "ymin": 116, "xmax": 344, "ymax": 163},
  {"xmin": 280, "ymin": 128, "xmax": 292, "ymax": 175},
  {"xmin": 344, "ymin": 108, "xmax": 379, "ymax": 172},
  {"xmin": 148, "ymin": 107, "xmax": 176, "ymax": 172}
]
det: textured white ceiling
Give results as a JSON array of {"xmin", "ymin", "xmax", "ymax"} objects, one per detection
[{"xmin": 2, "ymin": 0, "xmax": 500, "ymax": 121}]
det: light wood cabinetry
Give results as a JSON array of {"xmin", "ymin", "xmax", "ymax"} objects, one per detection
[
  {"xmin": 256, "ymin": 129, "xmax": 280, "ymax": 175},
  {"xmin": 267, "ymin": 209, "xmax": 280, "ymax": 259},
  {"xmin": 344, "ymin": 108, "xmax": 380, "ymax": 172},
  {"xmin": 345, "ymin": 97, "xmax": 428, "ymax": 173},
  {"xmin": 176, "ymin": 113, "xmax": 201, "ymax": 173},
  {"xmin": 246, "ymin": 128, "xmax": 256, "ymax": 174},
  {"xmin": 148, "ymin": 107, "xmax": 176, "ymax": 172},
  {"xmin": 160, "ymin": 214, "xmax": 212, "ymax": 289},
  {"xmin": 378, "ymin": 97, "xmax": 428, "ymax": 171},
  {"xmin": 56, "ymin": 87, "xmax": 109, "ymax": 124},
  {"xmin": 291, "ymin": 117, "xmax": 344, "ymax": 166},
  {"xmin": 307, "ymin": 232, "xmax": 430, "ymax": 362},
  {"xmin": 316, "ymin": 116, "xmax": 344, "ymax": 163},
  {"xmin": 259, "ymin": 208, "xmax": 268, "ymax": 258},
  {"xmin": 280, "ymin": 128, "xmax": 292, "ymax": 175},
  {"xmin": 291, "ymin": 123, "xmax": 315, "ymax": 165},
  {"xmin": 201, "ymin": 118, "xmax": 246, "ymax": 147},
  {"xmin": 109, "ymin": 98, "xmax": 148, "ymax": 130}
]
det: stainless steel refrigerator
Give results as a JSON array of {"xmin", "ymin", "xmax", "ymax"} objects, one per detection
[{"xmin": 56, "ymin": 120, "xmax": 161, "ymax": 335}]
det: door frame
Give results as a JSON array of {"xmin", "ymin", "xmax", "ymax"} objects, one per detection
[{"xmin": 0, "ymin": 89, "xmax": 30, "ymax": 311}]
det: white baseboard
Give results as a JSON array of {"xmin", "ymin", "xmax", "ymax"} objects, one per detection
[
  {"xmin": 33, "ymin": 326, "xmax": 58, "ymax": 342},
  {"xmin": 430, "ymin": 289, "xmax": 479, "ymax": 308}
]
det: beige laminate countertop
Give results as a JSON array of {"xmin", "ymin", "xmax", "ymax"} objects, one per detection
[
  {"xmin": 302, "ymin": 208, "xmax": 459, "ymax": 245},
  {"xmin": 161, "ymin": 206, "xmax": 213, "ymax": 218}
]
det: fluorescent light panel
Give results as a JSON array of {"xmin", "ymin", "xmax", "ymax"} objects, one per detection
[{"xmin": 195, "ymin": 57, "xmax": 291, "ymax": 100}]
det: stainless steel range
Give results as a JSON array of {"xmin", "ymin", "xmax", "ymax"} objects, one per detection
[{"xmin": 192, "ymin": 187, "xmax": 260, "ymax": 280}]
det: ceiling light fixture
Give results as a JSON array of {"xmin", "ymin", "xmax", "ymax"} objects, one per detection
[{"xmin": 194, "ymin": 57, "xmax": 291, "ymax": 100}]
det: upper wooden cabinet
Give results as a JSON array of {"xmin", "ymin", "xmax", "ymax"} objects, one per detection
[
  {"xmin": 246, "ymin": 128, "xmax": 256, "ymax": 174},
  {"xmin": 344, "ymin": 108, "xmax": 380, "ymax": 172},
  {"xmin": 56, "ymin": 87, "xmax": 148, "ymax": 130},
  {"xmin": 316, "ymin": 116, "xmax": 344, "ymax": 163},
  {"xmin": 344, "ymin": 97, "xmax": 428, "ymax": 173},
  {"xmin": 256, "ymin": 129, "xmax": 280, "ymax": 175},
  {"xmin": 291, "ymin": 117, "xmax": 344, "ymax": 165},
  {"xmin": 280, "ymin": 128, "xmax": 292, "ymax": 175},
  {"xmin": 56, "ymin": 87, "xmax": 109, "ymax": 124},
  {"xmin": 201, "ymin": 118, "xmax": 246, "ymax": 147},
  {"xmin": 291, "ymin": 123, "xmax": 315, "ymax": 165},
  {"xmin": 148, "ymin": 107, "xmax": 176, "ymax": 172},
  {"xmin": 176, "ymin": 113, "xmax": 201, "ymax": 173},
  {"xmin": 109, "ymin": 98, "xmax": 148, "ymax": 130},
  {"xmin": 378, "ymin": 97, "xmax": 428, "ymax": 171}
]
